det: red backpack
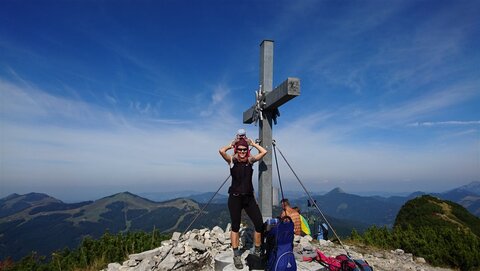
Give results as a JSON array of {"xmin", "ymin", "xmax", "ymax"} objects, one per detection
[{"xmin": 303, "ymin": 250, "xmax": 373, "ymax": 271}]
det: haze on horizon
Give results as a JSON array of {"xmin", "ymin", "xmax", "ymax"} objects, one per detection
[{"xmin": 1, "ymin": 1, "xmax": 479, "ymax": 201}]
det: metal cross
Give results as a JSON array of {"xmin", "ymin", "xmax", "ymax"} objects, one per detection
[{"xmin": 243, "ymin": 40, "xmax": 300, "ymax": 220}]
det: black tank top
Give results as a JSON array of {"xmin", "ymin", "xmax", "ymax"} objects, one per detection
[{"xmin": 229, "ymin": 161, "xmax": 254, "ymax": 195}]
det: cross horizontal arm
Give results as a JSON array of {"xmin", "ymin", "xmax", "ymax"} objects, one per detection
[{"xmin": 243, "ymin": 77, "xmax": 300, "ymax": 124}]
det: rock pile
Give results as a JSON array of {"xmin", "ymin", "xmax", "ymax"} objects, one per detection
[{"xmin": 104, "ymin": 225, "xmax": 454, "ymax": 271}]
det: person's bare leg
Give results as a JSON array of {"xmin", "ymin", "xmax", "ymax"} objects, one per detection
[
  {"xmin": 254, "ymin": 231, "xmax": 261, "ymax": 247},
  {"xmin": 231, "ymin": 231, "xmax": 240, "ymax": 249}
]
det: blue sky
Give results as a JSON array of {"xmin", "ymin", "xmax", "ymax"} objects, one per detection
[{"xmin": 1, "ymin": 0, "xmax": 479, "ymax": 201}]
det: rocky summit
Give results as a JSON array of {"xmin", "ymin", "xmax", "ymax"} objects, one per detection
[{"xmin": 104, "ymin": 225, "xmax": 453, "ymax": 271}]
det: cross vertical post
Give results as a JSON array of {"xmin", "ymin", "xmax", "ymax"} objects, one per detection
[
  {"xmin": 243, "ymin": 40, "xmax": 300, "ymax": 221},
  {"xmin": 258, "ymin": 40, "xmax": 274, "ymax": 220}
]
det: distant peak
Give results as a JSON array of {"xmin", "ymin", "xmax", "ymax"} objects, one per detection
[
  {"xmin": 328, "ymin": 187, "xmax": 346, "ymax": 194},
  {"xmin": 106, "ymin": 191, "xmax": 139, "ymax": 199}
]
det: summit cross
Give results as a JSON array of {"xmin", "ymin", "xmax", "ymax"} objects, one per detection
[{"xmin": 243, "ymin": 40, "xmax": 300, "ymax": 220}]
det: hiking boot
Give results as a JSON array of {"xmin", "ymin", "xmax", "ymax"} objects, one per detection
[{"xmin": 233, "ymin": 255, "xmax": 243, "ymax": 269}]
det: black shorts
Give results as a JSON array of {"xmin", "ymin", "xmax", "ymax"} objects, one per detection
[{"xmin": 228, "ymin": 194, "xmax": 263, "ymax": 233}]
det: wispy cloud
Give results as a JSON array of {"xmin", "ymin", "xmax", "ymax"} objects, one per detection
[
  {"xmin": 409, "ymin": 121, "xmax": 480, "ymax": 127},
  {"xmin": 0, "ymin": 78, "xmax": 239, "ymax": 195}
]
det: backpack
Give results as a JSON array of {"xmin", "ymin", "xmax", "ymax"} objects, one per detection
[
  {"xmin": 265, "ymin": 217, "xmax": 297, "ymax": 271},
  {"xmin": 335, "ymin": 254, "xmax": 373, "ymax": 271}
]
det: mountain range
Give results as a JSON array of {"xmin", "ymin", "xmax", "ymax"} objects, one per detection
[
  {"xmin": 0, "ymin": 181, "xmax": 478, "ymax": 262},
  {"xmin": 280, "ymin": 182, "xmax": 480, "ymax": 227},
  {"xmin": 182, "ymin": 182, "xmax": 480, "ymax": 226}
]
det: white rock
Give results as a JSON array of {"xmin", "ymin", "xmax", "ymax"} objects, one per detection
[
  {"xmin": 212, "ymin": 225, "xmax": 225, "ymax": 235},
  {"xmin": 189, "ymin": 239, "xmax": 207, "ymax": 252},
  {"xmin": 217, "ymin": 234, "xmax": 226, "ymax": 244},
  {"xmin": 173, "ymin": 245, "xmax": 185, "ymax": 255},
  {"xmin": 205, "ymin": 239, "xmax": 213, "ymax": 248},
  {"xmin": 128, "ymin": 247, "xmax": 161, "ymax": 261},
  {"xmin": 106, "ymin": 262, "xmax": 121, "ymax": 271},
  {"xmin": 159, "ymin": 245, "xmax": 173, "ymax": 259},
  {"xmin": 171, "ymin": 231, "xmax": 181, "ymax": 242},
  {"xmin": 415, "ymin": 257, "xmax": 426, "ymax": 264},
  {"xmin": 222, "ymin": 263, "xmax": 249, "ymax": 271},
  {"xmin": 123, "ymin": 259, "xmax": 137, "ymax": 267},
  {"xmin": 304, "ymin": 235, "xmax": 313, "ymax": 242},
  {"xmin": 157, "ymin": 253, "xmax": 178, "ymax": 270},
  {"xmin": 394, "ymin": 248, "xmax": 404, "ymax": 254},
  {"xmin": 299, "ymin": 238, "xmax": 311, "ymax": 249},
  {"xmin": 132, "ymin": 259, "xmax": 154, "ymax": 271},
  {"xmin": 189, "ymin": 232, "xmax": 198, "ymax": 240},
  {"xmin": 184, "ymin": 244, "xmax": 194, "ymax": 254}
]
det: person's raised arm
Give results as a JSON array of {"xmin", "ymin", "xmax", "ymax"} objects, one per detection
[
  {"xmin": 219, "ymin": 143, "xmax": 234, "ymax": 164},
  {"xmin": 247, "ymin": 138, "xmax": 267, "ymax": 162}
]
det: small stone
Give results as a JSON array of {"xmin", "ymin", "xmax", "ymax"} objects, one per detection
[
  {"xmin": 189, "ymin": 232, "xmax": 198, "ymax": 240},
  {"xmin": 189, "ymin": 239, "xmax": 207, "ymax": 252},
  {"xmin": 205, "ymin": 239, "xmax": 213, "ymax": 248},
  {"xmin": 173, "ymin": 245, "xmax": 185, "ymax": 255},
  {"xmin": 212, "ymin": 225, "xmax": 224, "ymax": 235},
  {"xmin": 394, "ymin": 248, "xmax": 404, "ymax": 254},
  {"xmin": 415, "ymin": 257, "xmax": 426, "ymax": 264},
  {"xmin": 161, "ymin": 240, "xmax": 171, "ymax": 246},
  {"xmin": 184, "ymin": 244, "xmax": 194, "ymax": 254},
  {"xmin": 171, "ymin": 231, "xmax": 181, "ymax": 242},
  {"xmin": 304, "ymin": 235, "xmax": 313, "ymax": 242},
  {"xmin": 218, "ymin": 234, "xmax": 226, "ymax": 244},
  {"xmin": 300, "ymin": 239, "xmax": 310, "ymax": 248},
  {"xmin": 294, "ymin": 235, "xmax": 301, "ymax": 243},
  {"xmin": 123, "ymin": 259, "xmax": 137, "ymax": 267}
]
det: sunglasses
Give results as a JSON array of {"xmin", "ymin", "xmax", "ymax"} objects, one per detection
[{"xmin": 237, "ymin": 148, "xmax": 248, "ymax": 152}]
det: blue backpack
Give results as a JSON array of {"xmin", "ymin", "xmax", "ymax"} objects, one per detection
[{"xmin": 265, "ymin": 217, "xmax": 297, "ymax": 271}]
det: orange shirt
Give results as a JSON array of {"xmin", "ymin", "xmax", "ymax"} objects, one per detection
[{"xmin": 281, "ymin": 207, "xmax": 301, "ymax": 235}]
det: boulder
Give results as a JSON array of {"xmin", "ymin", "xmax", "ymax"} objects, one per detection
[{"xmin": 128, "ymin": 247, "xmax": 161, "ymax": 261}]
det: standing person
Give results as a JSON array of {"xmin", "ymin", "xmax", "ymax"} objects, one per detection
[{"xmin": 219, "ymin": 129, "xmax": 267, "ymax": 269}]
